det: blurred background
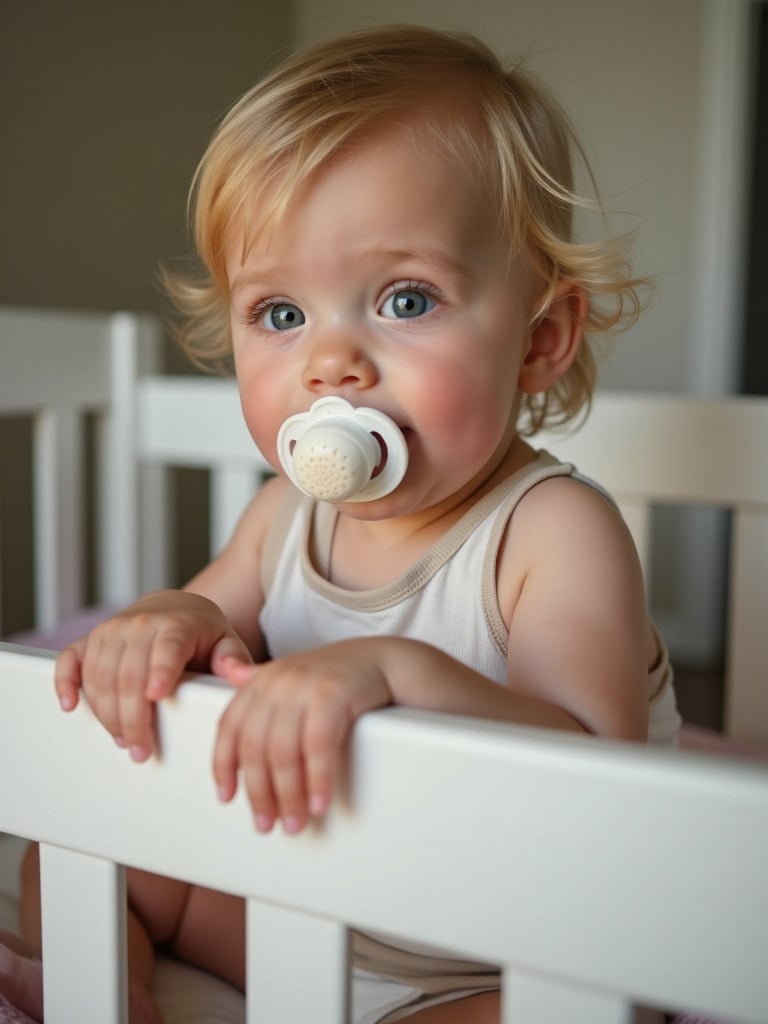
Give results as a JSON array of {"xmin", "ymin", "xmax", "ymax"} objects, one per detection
[{"xmin": 1, "ymin": 1, "xmax": 765, "ymax": 721}]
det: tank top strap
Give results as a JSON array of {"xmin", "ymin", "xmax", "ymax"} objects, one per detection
[{"xmin": 260, "ymin": 485, "xmax": 306, "ymax": 597}]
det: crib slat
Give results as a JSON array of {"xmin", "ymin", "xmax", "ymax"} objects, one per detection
[
  {"xmin": 210, "ymin": 467, "xmax": 261, "ymax": 556},
  {"xmin": 246, "ymin": 899, "xmax": 348, "ymax": 1023},
  {"xmin": 33, "ymin": 408, "xmax": 83, "ymax": 629},
  {"xmin": 503, "ymin": 967, "xmax": 632, "ymax": 1024},
  {"xmin": 39, "ymin": 844, "xmax": 127, "ymax": 1024}
]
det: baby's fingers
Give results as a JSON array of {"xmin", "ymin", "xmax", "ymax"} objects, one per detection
[
  {"xmin": 303, "ymin": 696, "xmax": 352, "ymax": 819},
  {"xmin": 143, "ymin": 627, "xmax": 199, "ymax": 700},
  {"xmin": 214, "ymin": 688, "xmax": 280, "ymax": 833},
  {"xmin": 112, "ymin": 641, "xmax": 160, "ymax": 760},
  {"xmin": 267, "ymin": 700, "xmax": 310, "ymax": 833},
  {"xmin": 213, "ymin": 690, "xmax": 254, "ymax": 801},
  {"xmin": 54, "ymin": 640, "xmax": 87, "ymax": 711}
]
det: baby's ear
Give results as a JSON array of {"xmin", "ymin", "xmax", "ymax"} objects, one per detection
[{"xmin": 517, "ymin": 281, "xmax": 586, "ymax": 394}]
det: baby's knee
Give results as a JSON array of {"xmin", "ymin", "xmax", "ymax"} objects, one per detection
[{"xmin": 126, "ymin": 867, "xmax": 193, "ymax": 945}]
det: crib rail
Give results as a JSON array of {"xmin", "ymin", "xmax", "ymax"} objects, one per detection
[{"xmin": 1, "ymin": 644, "xmax": 766, "ymax": 1024}]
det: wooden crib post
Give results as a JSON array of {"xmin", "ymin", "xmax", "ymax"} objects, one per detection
[
  {"xmin": 245, "ymin": 899, "xmax": 349, "ymax": 1023},
  {"xmin": 33, "ymin": 407, "xmax": 83, "ymax": 630},
  {"xmin": 39, "ymin": 844, "xmax": 127, "ymax": 1024},
  {"xmin": 502, "ymin": 967, "xmax": 632, "ymax": 1024}
]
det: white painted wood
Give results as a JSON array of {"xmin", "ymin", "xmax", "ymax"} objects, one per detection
[
  {"xmin": 0, "ymin": 307, "xmax": 164, "ymax": 631},
  {"xmin": 98, "ymin": 312, "xmax": 141, "ymax": 602},
  {"xmin": 210, "ymin": 467, "xmax": 262, "ymax": 556},
  {"xmin": 94, "ymin": 312, "xmax": 169, "ymax": 606},
  {"xmin": 33, "ymin": 408, "xmax": 83, "ymax": 629},
  {"xmin": 1, "ymin": 645, "xmax": 766, "ymax": 1022},
  {"xmin": 4, "ymin": 307, "xmax": 768, "ymax": 1019},
  {"xmin": 39, "ymin": 843, "xmax": 127, "ymax": 1024},
  {"xmin": 536, "ymin": 394, "xmax": 768, "ymax": 507},
  {"xmin": 137, "ymin": 376, "xmax": 269, "ymax": 469},
  {"xmin": 503, "ymin": 967, "xmax": 632, "ymax": 1024},
  {"xmin": 0, "ymin": 307, "xmax": 122, "ymax": 631},
  {"xmin": 246, "ymin": 900, "xmax": 348, "ymax": 1023}
]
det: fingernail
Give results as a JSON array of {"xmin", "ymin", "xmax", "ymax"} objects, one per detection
[
  {"xmin": 129, "ymin": 745, "xmax": 149, "ymax": 763},
  {"xmin": 309, "ymin": 794, "xmax": 327, "ymax": 816},
  {"xmin": 114, "ymin": 736, "xmax": 128, "ymax": 749},
  {"xmin": 254, "ymin": 813, "xmax": 274, "ymax": 834},
  {"xmin": 217, "ymin": 784, "xmax": 231, "ymax": 803},
  {"xmin": 282, "ymin": 815, "xmax": 303, "ymax": 835},
  {"xmin": 59, "ymin": 695, "xmax": 75, "ymax": 712}
]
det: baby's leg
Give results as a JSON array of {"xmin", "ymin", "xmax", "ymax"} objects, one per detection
[
  {"xmin": 403, "ymin": 992, "xmax": 500, "ymax": 1023},
  {"xmin": 0, "ymin": 932, "xmax": 42, "ymax": 1021},
  {"xmin": 0, "ymin": 941, "xmax": 162, "ymax": 1024},
  {"xmin": 127, "ymin": 868, "xmax": 246, "ymax": 991},
  {"xmin": 14, "ymin": 842, "xmax": 245, "ymax": 1012},
  {"xmin": 1, "ymin": 842, "xmax": 173, "ymax": 1023}
]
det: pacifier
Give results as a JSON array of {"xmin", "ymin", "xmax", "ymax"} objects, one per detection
[{"xmin": 277, "ymin": 396, "xmax": 408, "ymax": 502}]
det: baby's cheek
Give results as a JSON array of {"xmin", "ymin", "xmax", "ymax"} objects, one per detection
[
  {"xmin": 423, "ymin": 378, "xmax": 513, "ymax": 459},
  {"xmin": 239, "ymin": 390, "xmax": 283, "ymax": 464}
]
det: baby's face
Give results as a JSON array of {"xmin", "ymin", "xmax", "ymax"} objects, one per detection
[{"xmin": 226, "ymin": 123, "xmax": 538, "ymax": 519}]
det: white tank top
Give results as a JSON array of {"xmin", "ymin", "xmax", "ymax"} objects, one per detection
[{"xmin": 260, "ymin": 450, "xmax": 680, "ymax": 746}]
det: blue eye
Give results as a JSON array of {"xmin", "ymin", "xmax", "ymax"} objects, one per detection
[
  {"xmin": 380, "ymin": 289, "xmax": 435, "ymax": 319},
  {"xmin": 263, "ymin": 303, "xmax": 305, "ymax": 331}
]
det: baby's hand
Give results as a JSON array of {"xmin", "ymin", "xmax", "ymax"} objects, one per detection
[
  {"xmin": 54, "ymin": 591, "xmax": 251, "ymax": 762},
  {"xmin": 213, "ymin": 640, "xmax": 393, "ymax": 834}
]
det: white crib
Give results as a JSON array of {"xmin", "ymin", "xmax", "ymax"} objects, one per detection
[{"xmin": 0, "ymin": 307, "xmax": 767, "ymax": 1024}]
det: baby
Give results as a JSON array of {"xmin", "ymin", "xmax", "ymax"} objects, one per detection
[{"xmin": 1, "ymin": 23, "xmax": 679, "ymax": 1024}]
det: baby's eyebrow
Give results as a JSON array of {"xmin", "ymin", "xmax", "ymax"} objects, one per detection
[
  {"xmin": 229, "ymin": 271, "xmax": 273, "ymax": 299},
  {"xmin": 376, "ymin": 248, "xmax": 471, "ymax": 278}
]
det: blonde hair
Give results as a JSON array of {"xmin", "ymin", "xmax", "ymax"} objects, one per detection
[{"xmin": 165, "ymin": 23, "xmax": 647, "ymax": 433}]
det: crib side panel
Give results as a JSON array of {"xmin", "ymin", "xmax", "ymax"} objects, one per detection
[
  {"xmin": 136, "ymin": 374, "xmax": 273, "ymax": 562},
  {"xmin": 246, "ymin": 901, "xmax": 349, "ymax": 1023},
  {"xmin": 40, "ymin": 844, "xmax": 127, "ymax": 1024},
  {"xmin": 1, "ymin": 645, "xmax": 767, "ymax": 1021},
  {"xmin": 0, "ymin": 308, "xmax": 168, "ymax": 634},
  {"xmin": 0, "ymin": 308, "xmax": 113, "ymax": 632}
]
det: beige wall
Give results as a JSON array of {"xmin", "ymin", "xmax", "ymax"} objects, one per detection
[
  {"xmin": 292, "ymin": 0, "xmax": 703, "ymax": 393},
  {"xmin": 1, "ymin": 1, "xmax": 289, "ymax": 324}
]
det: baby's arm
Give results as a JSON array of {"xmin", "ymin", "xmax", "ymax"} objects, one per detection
[
  {"xmin": 213, "ymin": 476, "xmax": 648, "ymax": 832},
  {"xmin": 53, "ymin": 476, "xmax": 288, "ymax": 759},
  {"xmin": 496, "ymin": 475, "xmax": 650, "ymax": 741}
]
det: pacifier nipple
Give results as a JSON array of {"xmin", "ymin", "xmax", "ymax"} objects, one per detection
[{"xmin": 277, "ymin": 397, "xmax": 408, "ymax": 503}]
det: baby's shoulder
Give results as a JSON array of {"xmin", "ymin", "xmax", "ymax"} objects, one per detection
[
  {"xmin": 497, "ymin": 469, "xmax": 637, "ymax": 591},
  {"xmin": 509, "ymin": 470, "xmax": 631, "ymax": 554},
  {"xmin": 494, "ymin": 469, "xmax": 645, "ymax": 640}
]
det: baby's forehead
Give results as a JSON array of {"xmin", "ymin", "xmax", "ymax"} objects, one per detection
[
  {"xmin": 259, "ymin": 101, "xmax": 488, "ymax": 207},
  {"xmin": 237, "ymin": 118, "xmax": 492, "ymax": 244}
]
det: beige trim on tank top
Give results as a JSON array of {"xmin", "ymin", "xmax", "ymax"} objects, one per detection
[{"xmin": 297, "ymin": 452, "xmax": 572, "ymax": 613}]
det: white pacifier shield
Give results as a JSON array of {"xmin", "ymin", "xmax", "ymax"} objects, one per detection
[{"xmin": 277, "ymin": 396, "xmax": 408, "ymax": 502}]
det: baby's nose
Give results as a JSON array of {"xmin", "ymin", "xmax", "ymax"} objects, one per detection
[{"xmin": 302, "ymin": 336, "xmax": 377, "ymax": 392}]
